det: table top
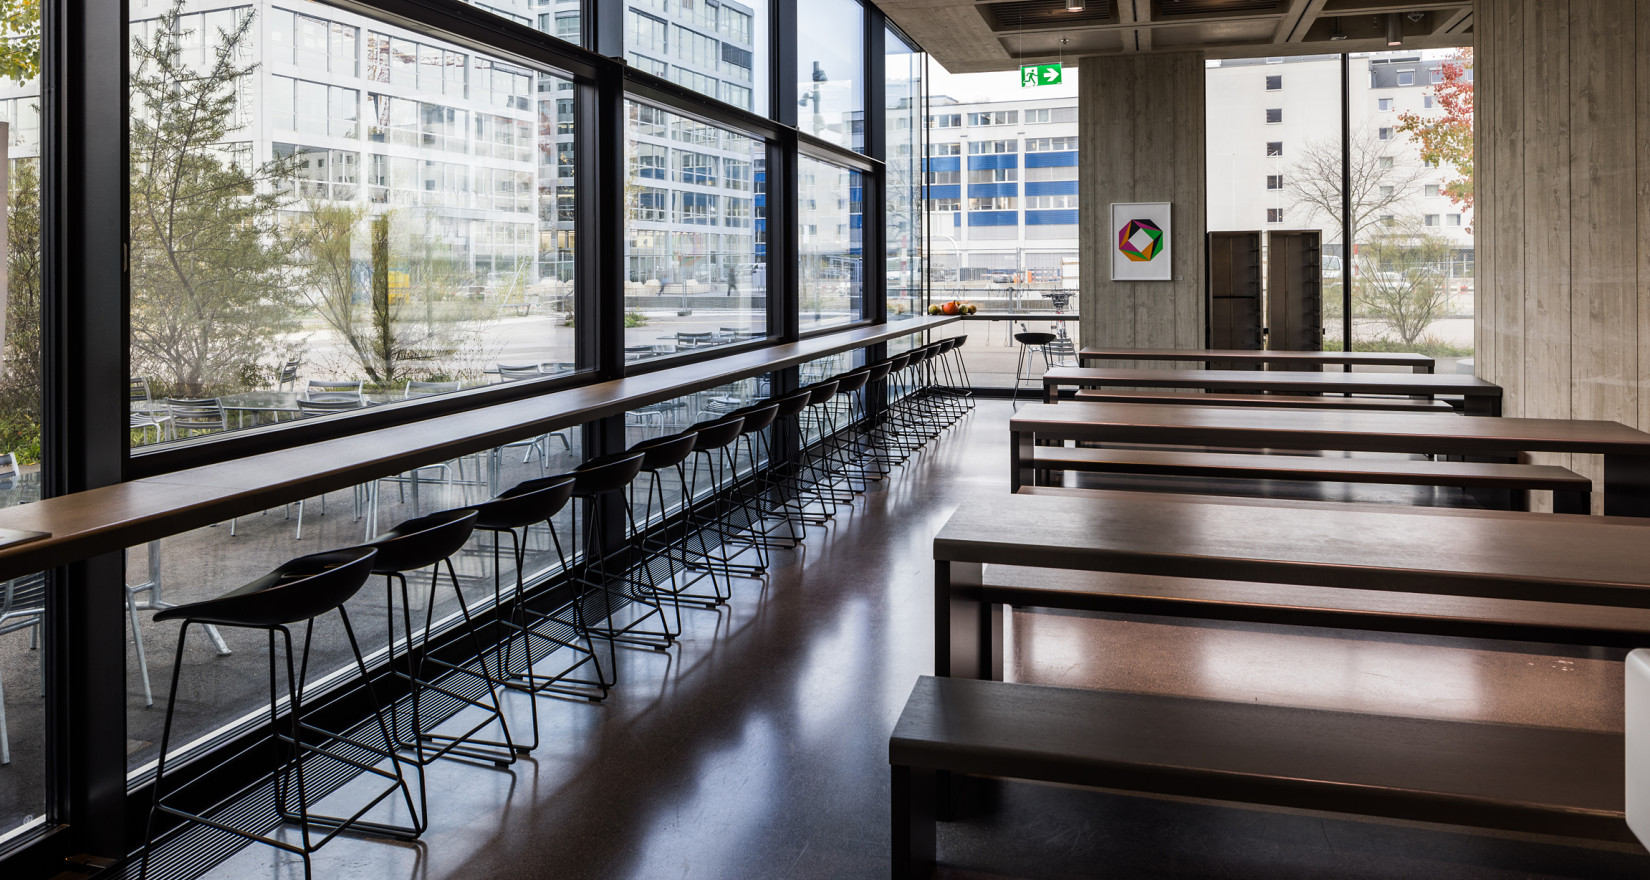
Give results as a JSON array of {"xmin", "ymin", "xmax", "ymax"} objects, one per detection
[
  {"xmin": 1077, "ymin": 348, "xmax": 1434, "ymax": 368},
  {"xmin": 0, "ymin": 316, "xmax": 958, "ymax": 580},
  {"xmin": 934, "ymin": 491, "xmax": 1650, "ymax": 608},
  {"xmin": 1042, "ymin": 367, "xmax": 1500, "ymax": 397},
  {"xmin": 220, "ymin": 390, "xmax": 399, "ymax": 412},
  {"xmin": 1009, "ymin": 402, "xmax": 1650, "ymax": 456}
]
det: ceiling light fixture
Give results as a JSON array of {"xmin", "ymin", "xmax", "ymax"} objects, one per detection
[
  {"xmin": 1385, "ymin": 12, "xmax": 1403, "ymax": 46},
  {"xmin": 1066, "ymin": 0, "xmax": 1085, "ymax": 11}
]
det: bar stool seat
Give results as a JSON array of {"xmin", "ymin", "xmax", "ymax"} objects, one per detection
[
  {"xmin": 1013, "ymin": 331, "xmax": 1059, "ymax": 406},
  {"xmin": 563, "ymin": 450, "xmax": 677, "ymax": 667},
  {"xmin": 141, "ymin": 548, "xmax": 421, "ymax": 880}
]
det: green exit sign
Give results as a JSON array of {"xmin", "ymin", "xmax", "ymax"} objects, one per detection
[{"xmin": 1020, "ymin": 62, "xmax": 1063, "ymax": 87}]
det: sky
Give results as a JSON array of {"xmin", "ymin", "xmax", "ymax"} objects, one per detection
[{"xmin": 927, "ymin": 61, "xmax": 1079, "ymax": 105}]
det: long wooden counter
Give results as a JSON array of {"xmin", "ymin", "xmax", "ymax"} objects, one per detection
[{"xmin": 0, "ymin": 318, "xmax": 955, "ymax": 580}]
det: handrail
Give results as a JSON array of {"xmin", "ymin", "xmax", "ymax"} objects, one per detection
[{"xmin": 0, "ymin": 317, "xmax": 956, "ymax": 580}]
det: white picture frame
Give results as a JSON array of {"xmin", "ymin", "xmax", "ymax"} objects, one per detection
[{"xmin": 1110, "ymin": 202, "xmax": 1172, "ymax": 281}]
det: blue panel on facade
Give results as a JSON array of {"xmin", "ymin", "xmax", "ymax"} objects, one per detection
[
  {"xmin": 966, "ymin": 154, "xmax": 1019, "ymax": 171},
  {"xmin": 968, "ymin": 182, "xmax": 1018, "ymax": 199},
  {"xmin": 1026, "ymin": 210, "xmax": 1080, "ymax": 226},
  {"xmin": 924, "ymin": 156, "xmax": 961, "ymax": 172},
  {"xmin": 968, "ymin": 211, "xmax": 1018, "ymax": 227},
  {"xmin": 927, "ymin": 184, "xmax": 960, "ymax": 200},
  {"xmin": 1024, "ymin": 180, "xmax": 1079, "ymax": 197},
  {"xmin": 1025, "ymin": 151, "xmax": 1078, "ymax": 168}
]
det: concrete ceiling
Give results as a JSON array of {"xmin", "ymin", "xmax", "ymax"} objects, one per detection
[{"xmin": 875, "ymin": 0, "xmax": 1474, "ymax": 72}]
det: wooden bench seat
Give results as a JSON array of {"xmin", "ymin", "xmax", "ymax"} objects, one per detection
[
  {"xmin": 890, "ymin": 676, "xmax": 1629, "ymax": 878},
  {"xmin": 982, "ymin": 564, "xmax": 1650, "ymax": 648},
  {"xmin": 1072, "ymin": 388, "xmax": 1457, "ymax": 412},
  {"xmin": 1029, "ymin": 446, "xmax": 1592, "ymax": 513}
]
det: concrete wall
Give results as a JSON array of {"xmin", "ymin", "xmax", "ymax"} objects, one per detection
[
  {"xmin": 1476, "ymin": 0, "xmax": 1650, "ymax": 507},
  {"xmin": 1078, "ymin": 52, "xmax": 1206, "ymax": 358}
]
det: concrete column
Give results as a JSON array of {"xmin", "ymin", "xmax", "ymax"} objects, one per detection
[{"xmin": 1078, "ymin": 52, "xmax": 1206, "ymax": 361}]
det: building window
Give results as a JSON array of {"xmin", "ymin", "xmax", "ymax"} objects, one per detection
[
  {"xmin": 928, "ymin": 141, "xmax": 961, "ymax": 156},
  {"xmin": 1266, "ymin": 141, "xmax": 1283, "ymax": 157},
  {"xmin": 968, "ymin": 139, "xmax": 1018, "ymax": 154},
  {"xmin": 1267, "ymin": 208, "xmax": 1284, "ymax": 223},
  {"xmin": 1025, "ymin": 194, "xmax": 1079, "ymax": 209},
  {"xmin": 1378, "ymin": 156, "xmax": 1394, "ymax": 169},
  {"xmin": 1424, "ymin": 184, "xmax": 1440, "ymax": 198},
  {"xmin": 1380, "ymin": 214, "xmax": 1395, "ymax": 227},
  {"xmin": 968, "ymin": 167, "xmax": 1017, "ymax": 184},
  {"xmin": 1447, "ymin": 213, "xmax": 1462, "ymax": 226},
  {"xmin": 1025, "ymin": 136, "xmax": 1078, "ymax": 152},
  {"xmin": 928, "ymin": 198, "xmax": 960, "ymax": 212},
  {"xmin": 1431, "ymin": 68, "xmax": 1446, "ymax": 84},
  {"xmin": 1397, "ymin": 70, "xmax": 1414, "ymax": 86},
  {"xmin": 1379, "ymin": 98, "xmax": 1393, "ymax": 111},
  {"xmin": 1424, "ymin": 95, "xmax": 1437, "ymax": 109},
  {"xmin": 926, "ymin": 169, "xmax": 960, "ymax": 185},
  {"xmin": 1425, "ymin": 214, "xmax": 1440, "ymax": 226},
  {"xmin": 968, "ymin": 110, "xmax": 1018, "ymax": 126},
  {"xmin": 1265, "ymin": 107, "xmax": 1282, "ymax": 124},
  {"xmin": 1378, "ymin": 127, "xmax": 1393, "ymax": 140},
  {"xmin": 1266, "ymin": 174, "xmax": 1282, "ymax": 191},
  {"xmin": 1379, "ymin": 185, "xmax": 1394, "ymax": 197},
  {"xmin": 928, "ymin": 113, "xmax": 962, "ymax": 128},
  {"xmin": 1265, "ymin": 74, "xmax": 1282, "ymax": 91},
  {"xmin": 968, "ymin": 196, "xmax": 1016, "ymax": 211}
]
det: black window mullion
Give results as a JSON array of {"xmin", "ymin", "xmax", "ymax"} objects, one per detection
[
  {"xmin": 864, "ymin": 12, "xmax": 887, "ymax": 326},
  {"xmin": 40, "ymin": 0, "xmax": 129, "ymax": 863}
]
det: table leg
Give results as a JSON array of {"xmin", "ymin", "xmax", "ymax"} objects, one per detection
[
  {"xmin": 1011, "ymin": 428, "xmax": 1036, "ymax": 493},
  {"xmin": 1604, "ymin": 454, "xmax": 1650, "ymax": 518},
  {"xmin": 1462, "ymin": 396, "xmax": 1500, "ymax": 417},
  {"xmin": 1043, "ymin": 380, "xmax": 1057, "ymax": 404},
  {"xmin": 129, "ymin": 541, "xmax": 232, "ymax": 656},
  {"xmin": 936, "ymin": 560, "xmax": 1001, "ymax": 681},
  {"xmin": 891, "ymin": 765, "xmax": 937, "ymax": 880}
]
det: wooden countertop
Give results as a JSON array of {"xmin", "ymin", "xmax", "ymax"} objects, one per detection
[{"xmin": 0, "ymin": 317, "xmax": 954, "ymax": 579}]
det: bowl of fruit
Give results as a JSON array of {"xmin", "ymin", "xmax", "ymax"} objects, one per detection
[{"xmin": 927, "ymin": 301, "xmax": 978, "ymax": 316}]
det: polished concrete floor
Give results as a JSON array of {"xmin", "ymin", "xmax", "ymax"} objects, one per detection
[{"xmin": 188, "ymin": 399, "xmax": 1648, "ymax": 879}]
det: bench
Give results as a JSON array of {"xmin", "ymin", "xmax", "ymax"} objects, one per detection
[
  {"xmin": 1028, "ymin": 446, "xmax": 1593, "ymax": 514},
  {"xmin": 890, "ymin": 676, "xmax": 1629, "ymax": 879},
  {"xmin": 1072, "ymin": 388, "xmax": 1456, "ymax": 412}
]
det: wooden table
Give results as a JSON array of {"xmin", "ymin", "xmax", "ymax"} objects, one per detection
[
  {"xmin": 1043, "ymin": 367, "xmax": 1502, "ymax": 415},
  {"xmin": 933, "ymin": 491, "xmax": 1650, "ymax": 681},
  {"xmin": 1078, "ymin": 347, "xmax": 1434, "ymax": 373},
  {"xmin": 1009, "ymin": 401, "xmax": 1650, "ymax": 516}
]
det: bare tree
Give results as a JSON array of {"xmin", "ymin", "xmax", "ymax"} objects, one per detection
[{"xmin": 1283, "ymin": 124, "xmax": 1430, "ymax": 246}]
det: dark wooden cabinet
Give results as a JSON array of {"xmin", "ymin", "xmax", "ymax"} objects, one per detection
[
  {"xmin": 1266, "ymin": 230, "xmax": 1324, "ymax": 359},
  {"xmin": 1205, "ymin": 231, "xmax": 1263, "ymax": 369}
]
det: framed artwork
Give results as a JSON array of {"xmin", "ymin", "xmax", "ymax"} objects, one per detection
[{"xmin": 1110, "ymin": 202, "xmax": 1172, "ymax": 281}]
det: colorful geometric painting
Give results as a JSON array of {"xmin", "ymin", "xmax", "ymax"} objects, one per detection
[
  {"xmin": 1110, "ymin": 202, "xmax": 1172, "ymax": 281},
  {"xmin": 1117, "ymin": 218, "xmax": 1164, "ymax": 262}
]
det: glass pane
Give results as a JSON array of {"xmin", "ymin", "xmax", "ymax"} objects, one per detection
[
  {"xmin": 797, "ymin": 155, "xmax": 862, "ymax": 333},
  {"xmin": 0, "ymin": 0, "xmax": 46, "ymax": 844},
  {"xmin": 1206, "ymin": 56, "xmax": 1342, "ymax": 349},
  {"xmin": 126, "ymin": 430, "xmax": 586, "ymax": 783},
  {"xmin": 129, "ymin": 0, "xmax": 577, "ymax": 449},
  {"xmin": 925, "ymin": 65, "xmax": 1078, "ymax": 327},
  {"xmin": 1352, "ymin": 49, "xmax": 1474, "ymax": 370},
  {"xmin": 623, "ymin": 101, "xmax": 766, "ymax": 363},
  {"xmin": 884, "ymin": 28, "xmax": 923, "ymax": 323},
  {"xmin": 626, "ymin": 0, "xmax": 767, "ymax": 114},
  {"xmin": 796, "ymin": 0, "xmax": 862, "ymax": 151}
]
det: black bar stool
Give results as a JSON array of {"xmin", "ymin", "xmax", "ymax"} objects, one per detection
[
  {"xmin": 564, "ymin": 450, "xmax": 676, "ymax": 666},
  {"xmin": 677, "ymin": 413, "xmax": 748, "ymax": 604},
  {"xmin": 365, "ymin": 508, "xmax": 522, "ymax": 778},
  {"xmin": 468, "ymin": 475, "xmax": 605, "ymax": 750},
  {"xmin": 626, "ymin": 429, "xmax": 702, "ymax": 636},
  {"xmin": 710, "ymin": 400, "xmax": 783, "ymax": 577},
  {"xmin": 141, "ymin": 548, "xmax": 420, "ymax": 880},
  {"xmin": 1013, "ymin": 330, "xmax": 1058, "ymax": 406},
  {"xmin": 732, "ymin": 389, "xmax": 814, "ymax": 551}
]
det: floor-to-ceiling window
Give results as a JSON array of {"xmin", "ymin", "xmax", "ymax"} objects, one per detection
[
  {"xmin": 883, "ymin": 28, "xmax": 924, "ymax": 325},
  {"xmin": 0, "ymin": 0, "xmax": 44, "ymax": 846},
  {"xmin": 796, "ymin": 154, "xmax": 862, "ymax": 333},
  {"xmin": 796, "ymin": 0, "xmax": 863, "ymax": 152}
]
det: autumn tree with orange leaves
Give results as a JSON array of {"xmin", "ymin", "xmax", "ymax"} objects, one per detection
[{"xmin": 1396, "ymin": 50, "xmax": 1473, "ymax": 221}]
